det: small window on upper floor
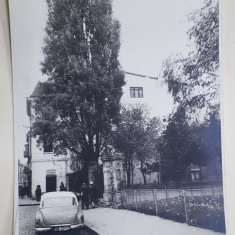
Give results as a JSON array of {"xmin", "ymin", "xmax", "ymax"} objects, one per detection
[
  {"xmin": 43, "ymin": 135, "xmax": 53, "ymax": 153},
  {"xmin": 43, "ymin": 142, "xmax": 53, "ymax": 153},
  {"xmin": 130, "ymin": 87, "xmax": 143, "ymax": 98}
]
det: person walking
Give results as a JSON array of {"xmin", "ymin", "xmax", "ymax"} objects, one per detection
[
  {"xmin": 35, "ymin": 185, "xmax": 41, "ymax": 202},
  {"xmin": 80, "ymin": 182, "xmax": 89, "ymax": 210},
  {"xmin": 89, "ymin": 181, "xmax": 97, "ymax": 208}
]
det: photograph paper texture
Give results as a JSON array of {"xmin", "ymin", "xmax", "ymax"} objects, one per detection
[
  {"xmin": 8, "ymin": 0, "xmax": 229, "ymax": 234},
  {"xmin": 0, "ymin": 0, "xmax": 14, "ymax": 235}
]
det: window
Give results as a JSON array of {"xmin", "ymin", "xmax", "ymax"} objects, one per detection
[
  {"xmin": 43, "ymin": 135, "xmax": 53, "ymax": 153},
  {"xmin": 43, "ymin": 142, "xmax": 53, "ymax": 153},
  {"xmin": 130, "ymin": 87, "xmax": 143, "ymax": 98},
  {"xmin": 42, "ymin": 197, "xmax": 77, "ymax": 207},
  {"xmin": 191, "ymin": 169, "xmax": 200, "ymax": 182}
]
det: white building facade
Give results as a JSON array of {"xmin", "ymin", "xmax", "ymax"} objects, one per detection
[
  {"xmin": 121, "ymin": 73, "xmax": 173, "ymax": 119},
  {"xmin": 26, "ymin": 86, "xmax": 73, "ymax": 195}
]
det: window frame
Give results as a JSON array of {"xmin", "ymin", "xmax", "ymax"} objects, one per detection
[{"xmin": 130, "ymin": 87, "xmax": 144, "ymax": 98}]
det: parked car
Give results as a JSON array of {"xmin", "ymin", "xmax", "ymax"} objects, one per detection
[{"xmin": 35, "ymin": 191, "xmax": 84, "ymax": 233}]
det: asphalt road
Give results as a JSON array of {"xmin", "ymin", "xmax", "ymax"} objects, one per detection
[{"xmin": 19, "ymin": 206, "xmax": 99, "ymax": 235}]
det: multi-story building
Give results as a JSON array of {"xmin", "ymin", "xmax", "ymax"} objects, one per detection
[
  {"xmin": 25, "ymin": 83, "xmax": 74, "ymax": 195},
  {"xmin": 121, "ymin": 72, "xmax": 173, "ymax": 118},
  {"xmin": 25, "ymin": 73, "xmax": 174, "ymax": 195}
]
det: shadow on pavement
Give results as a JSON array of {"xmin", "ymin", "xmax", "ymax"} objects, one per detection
[{"xmin": 37, "ymin": 226, "xmax": 99, "ymax": 235}]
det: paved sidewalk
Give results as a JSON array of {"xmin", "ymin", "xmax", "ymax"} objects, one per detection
[
  {"xmin": 83, "ymin": 208, "xmax": 225, "ymax": 235},
  {"xmin": 18, "ymin": 197, "xmax": 40, "ymax": 206}
]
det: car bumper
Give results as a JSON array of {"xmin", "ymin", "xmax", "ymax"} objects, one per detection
[{"xmin": 35, "ymin": 223, "xmax": 84, "ymax": 232}]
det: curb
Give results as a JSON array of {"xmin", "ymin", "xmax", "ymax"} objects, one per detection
[{"xmin": 19, "ymin": 203, "xmax": 40, "ymax": 206}]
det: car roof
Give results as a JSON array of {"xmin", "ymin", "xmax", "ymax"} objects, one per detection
[{"xmin": 41, "ymin": 191, "xmax": 76, "ymax": 200}]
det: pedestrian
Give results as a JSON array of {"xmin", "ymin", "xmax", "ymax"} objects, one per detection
[
  {"xmin": 35, "ymin": 185, "xmax": 41, "ymax": 202},
  {"xmin": 80, "ymin": 182, "xmax": 89, "ymax": 210},
  {"xmin": 23, "ymin": 183, "xmax": 29, "ymax": 198},
  {"xmin": 89, "ymin": 181, "xmax": 97, "ymax": 208},
  {"xmin": 59, "ymin": 182, "xmax": 67, "ymax": 191},
  {"xmin": 19, "ymin": 185, "xmax": 23, "ymax": 199}
]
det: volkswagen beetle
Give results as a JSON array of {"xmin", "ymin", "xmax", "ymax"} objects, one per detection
[{"xmin": 35, "ymin": 191, "xmax": 84, "ymax": 233}]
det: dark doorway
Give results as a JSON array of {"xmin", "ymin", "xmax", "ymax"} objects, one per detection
[
  {"xmin": 95, "ymin": 165, "xmax": 104, "ymax": 198},
  {"xmin": 46, "ymin": 175, "xmax": 57, "ymax": 192},
  {"xmin": 67, "ymin": 171, "xmax": 86, "ymax": 193}
]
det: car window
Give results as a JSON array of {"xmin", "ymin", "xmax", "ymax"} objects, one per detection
[{"xmin": 42, "ymin": 197, "xmax": 77, "ymax": 207}]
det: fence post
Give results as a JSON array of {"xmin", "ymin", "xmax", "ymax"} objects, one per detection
[
  {"xmin": 165, "ymin": 187, "xmax": 168, "ymax": 199},
  {"xmin": 183, "ymin": 190, "xmax": 189, "ymax": 224},
  {"xmin": 121, "ymin": 190, "xmax": 124, "ymax": 207},
  {"xmin": 153, "ymin": 189, "xmax": 158, "ymax": 216},
  {"xmin": 134, "ymin": 190, "xmax": 138, "ymax": 211}
]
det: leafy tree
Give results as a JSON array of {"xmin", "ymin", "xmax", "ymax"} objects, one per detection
[
  {"xmin": 162, "ymin": 0, "xmax": 219, "ymax": 115},
  {"xmin": 113, "ymin": 105, "xmax": 161, "ymax": 186},
  {"xmin": 159, "ymin": 104, "xmax": 222, "ymax": 184},
  {"xmin": 201, "ymin": 111, "xmax": 222, "ymax": 182},
  {"xmin": 159, "ymin": 106, "xmax": 207, "ymax": 183},
  {"xmin": 138, "ymin": 161, "xmax": 160, "ymax": 185},
  {"xmin": 134, "ymin": 117, "xmax": 161, "ymax": 185},
  {"xmin": 32, "ymin": 0, "xmax": 125, "ymax": 180}
]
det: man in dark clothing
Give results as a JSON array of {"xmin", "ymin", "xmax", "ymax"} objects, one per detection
[
  {"xmin": 19, "ymin": 185, "xmax": 23, "ymax": 199},
  {"xmin": 23, "ymin": 183, "xmax": 29, "ymax": 198},
  {"xmin": 89, "ymin": 181, "xmax": 97, "ymax": 208},
  {"xmin": 80, "ymin": 182, "xmax": 89, "ymax": 209},
  {"xmin": 35, "ymin": 185, "xmax": 41, "ymax": 202},
  {"xmin": 59, "ymin": 182, "xmax": 67, "ymax": 191}
]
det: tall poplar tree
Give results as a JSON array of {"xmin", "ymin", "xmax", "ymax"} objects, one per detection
[{"xmin": 32, "ymin": 0, "xmax": 125, "ymax": 178}]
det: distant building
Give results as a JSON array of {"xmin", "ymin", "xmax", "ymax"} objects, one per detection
[{"xmin": 18, "ymin": 160, "xmax": 28, "ymax": 187}]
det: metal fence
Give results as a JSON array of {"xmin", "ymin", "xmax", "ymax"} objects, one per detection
[{"xmin": 121, "ymin": 187, "xmax": 225, "ymax": 232}]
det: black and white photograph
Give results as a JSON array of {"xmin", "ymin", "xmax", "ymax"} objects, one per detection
[{"xmin": 9, "ymin": 0, "xmax": 225, "ymax": 234}]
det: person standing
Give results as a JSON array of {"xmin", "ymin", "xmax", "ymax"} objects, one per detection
[
  {"xmin": 19, "ymin": 185, "xmax": 23, "ymax": 199},
  {"xmin": 89, "ymin": 181, "xmax": 97, "ymax": 208},
  {"xmin": 80, "ymin": 182, "xmax": 89, "ymax": 209},
  {"xmin": 35, "ymin": 185, "xmax": 41, "ymax": 202},
  {"xmin": 59, "ymin": 182, "xmax": 67, "ymax": 191},
  {"xmin": 23, "ymin": 182, "xmax": 29, "ymax": 198}
]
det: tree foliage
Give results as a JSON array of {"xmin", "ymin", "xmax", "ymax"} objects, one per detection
[
  {"xmin": 113, "ymin": 105, "xmax": 161, "ymax": 186},
  {"xmin": 159, "ymin": 106, "xmax": 203, "ymax": 182},
  {"xmin": 31, "ymin": 0, "xmax": 125, "ymax": 176},
  {"xmin": 162, "ymin": 0, "xmax": 219, "ymax": 115},
  {"xmin": 159, "ymin": 105, "xmax": 221, "ymax": 183}
]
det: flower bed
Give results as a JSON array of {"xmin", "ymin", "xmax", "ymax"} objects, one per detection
[
  {"xmin": 122, "ymin": 195, "xmax": 225, "ymax": 232},
  {"xmin": 187, "ymin": 195, "xmax": 225, "ymax": 232}
]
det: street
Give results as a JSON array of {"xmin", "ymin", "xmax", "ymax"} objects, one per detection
[
  {"xmin": 19, "ymin": 205, "xmax": 99, "ymax": 235},
  {"xmin": 19, "ymin": 205, "xmax": 225, "ymax": 235}
]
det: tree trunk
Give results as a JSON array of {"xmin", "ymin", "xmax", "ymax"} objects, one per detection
[
  {"xmin": 131, "ymin": 163, "xmax": 134, "ymax": 186},
  {"xmin": 141, "ymin": 170, "xmax": 147, "ymax": 185},
  {"xmin": 126, "ymin": 157, "xmax": 131, "ymax": 187},
  {"xmin": 82, "ymin": 159, "xmax": 89, "ymax": 184}
]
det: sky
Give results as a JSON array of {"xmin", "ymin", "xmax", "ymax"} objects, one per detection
[{"xmin": 9, "ymin": 0, "xmax": 204, "ymax": 164}]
